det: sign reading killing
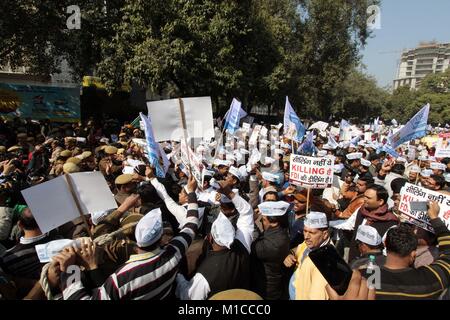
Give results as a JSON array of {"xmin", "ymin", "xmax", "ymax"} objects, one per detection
[{"xmin": 289, "ymin": 155, "xmax": 334, "ymax": 189}]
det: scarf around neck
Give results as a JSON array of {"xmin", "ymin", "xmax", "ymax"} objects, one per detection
[{"xmin": 360, "ymin": 204, "xmax": 399, "ymax": 224}]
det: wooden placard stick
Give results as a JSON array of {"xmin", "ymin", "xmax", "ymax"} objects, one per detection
[{"xmin": 64, "ymin": 173, "xmax": 92, "ymax": 238}]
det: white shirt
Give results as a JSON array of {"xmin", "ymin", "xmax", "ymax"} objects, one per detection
[
  {"xmin": 150, "ymin": 178, "xmax": 204, "ymax": 228},
  {"xmin": 175, "ymin": 192, "xmax": 254, "ymax": 300}
]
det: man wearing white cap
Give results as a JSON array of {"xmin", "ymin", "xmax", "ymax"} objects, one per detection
[
  {"xmin": 358, "ymin": 158, "xmax": 373, "ymax": 179},
  {"xmin": 213, "ymin": 159, "xmax": 231, "ymax": 181},
  {"xmin": 226, "ymin": 166, "xmax": 244, "ymax": 188},
  {"xmin": 175, "ymin": 179, "xmax": 254, "ymax": 300},
  {"xmin": 250, "ymin": 201, "xmax": 290, "ymax": 300},
  {"xmin": 258, "ymin": 171, "xmax": 280, "ymax": 203},
  {"xmin": 286, "ymin": 211, "xmax": 332, "ymax": 300},
  {"xmin": 281, "ymin": 143, "xmax": 292, "ymax": 156},
  {"xmin": 58, "ymin": 176, "xmax": 200, "ymax": 300},
  {"xmin": 430, "ymin": 162, "xmax": 446, "ymax": 176},
  {"xmin": 349, "ymin": 225, "xmax": 384, "ymax": 270},
  {"xmin": 341, "ymin": 152, "xmax": 362, "ymax": 181},
  {"xmin": 407, "ymin": 165, "xmax": 421, "ymax": 184}
]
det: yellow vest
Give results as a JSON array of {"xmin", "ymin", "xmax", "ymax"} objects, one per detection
[{"xmin": 293, "ymin": 242, "xmax": 330, "ymax": 300}]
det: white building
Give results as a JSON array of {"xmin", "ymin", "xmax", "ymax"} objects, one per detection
[
  {"xmin": 393, "ymin": 41, "xmax": 450, "ymax": 90},
  {"xmin": 0, "ymin": 59, "xmax": 77, "ymax": 87}
]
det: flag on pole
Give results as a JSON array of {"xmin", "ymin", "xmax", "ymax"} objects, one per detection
[
  {"xmin": 284, "ymin": 96, "xmax": 306, "ymax": 141},
  {"xmin": 388, "ymin": 104, "xmax": 430, "ymax": 148},
  {"xmin": 139, "ymin": 112, "xmax": 165, "ymax": 178},
  {"xmin": 377, "ymin": 144, "xmax": 400, "ymax": 158},
  {"xmin": 223, "ymin": 98, "xmax": 247, "ymax": 134},
  {"xmin": 298, "ymin": 131, "xmax": 316, "ymax": 156}
]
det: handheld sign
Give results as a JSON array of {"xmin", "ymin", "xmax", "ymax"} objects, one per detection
[
  {"xmin": 398, "ymin": 183, "xmax": 450, "ymax": 233},
  {"xmin": 147, "ymin": 97, "xmax": 214, "ymax": 142},
  {"xmin": 435, "ymin": 133, "xmax": 450, "ymax": 158},
  {"xmin": 289, "ymin": 155, "xmax": 334, "ymax": 189},
  {"xmin": 21, "ymin": 172, "xmax": 117, "ymax": 234}
]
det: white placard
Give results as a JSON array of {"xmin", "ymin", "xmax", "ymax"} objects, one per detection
[
  {"xmin": 22, "ymin": 176, "xmax": 81, "ymax": 234},
  {"xmin": 399, "ymin": 183, "xmax": 450, "ymax": 232},
  {"xmin": 21, "ymin": 172, "xmax": 117, "ymax": 234},
  {"xmin": 309, "ymin": 121, "xmax": 329, "ymax": 132},
  {"xmin": 147, "ymin": 97, "xmax": 214, "ymax": 142},
  {"xmin": 249, "ymin": 125, "xmax": 262, "ymax": 145},
  {"xmin": 435, "ymin": 133, "xmax": 450, "ymax": 158},
  {"xmin": 289, "ymin": 155, "xmax": 334, "ymax": 189},
  {"xmin": 329, "ymin": 127, "xmax": 340, "ymax": 136},
  {"xmin": 260, "ymin": 126, "xmax": 268, "ymax": 138}
]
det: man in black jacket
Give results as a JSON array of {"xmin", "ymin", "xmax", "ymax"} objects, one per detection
[
  {"xmin": 175, "ymin": 180, "xmax": 254, "ymax": 300},
  {"xmin": 250, "ymin": 201, "xmax": 290, "ymax": 300}
]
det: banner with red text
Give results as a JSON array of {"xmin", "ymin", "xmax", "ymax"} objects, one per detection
[
  {"xmin": 398, "ymin": 183, "xmax": 450, "ymax": 233},
  {"xmin": 289, "ymin": 155, "xmax": 334, "ymax": 189}
]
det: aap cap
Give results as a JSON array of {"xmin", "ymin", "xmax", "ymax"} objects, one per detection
[
  {"xmin": 304, "ymin": 211, "xmax": 328, "ymax": 229},
  {"xmin": 418, "ymin": 156, "xmax": 428, "ymax": 161},
  {"xmin": 444, "ymin": 173, "xmax": 450, "ymax": 183},
  {"xmin": 409, "ymin": 165, "xmax": 421, "ymax": 173},
  {"xmin": 430, "ymin": 162, "xmax": 446, "ymax": 171},
  {"xmin": 228, "ymin": 166, "xmax": 243, "ymax": 182},
  {"xmin": 258, "ymin": 201, "xmax": 292, "ymax": 217},
  {"xmin": 262, "ymin": 171, "xmax": 279, "ymax": 183},
  {"xmin": 211, "ymin": 213, "xmax": 235, "ymax": 249},
  {"xmin": 238, "ymin": 166, "xmax": 249, "ymax": 180},
  {"xmin": 333, "ymin": 163, "xmax": 344, "ymax": 174},
  {"xmin": 214, "ymin": 159, "xmax": 231, "ymax": 167},
  {"xmin": 346, "ymin": 152, "xmax": 363, "ymax": 161},
  {"xmin": 396, "ymin": 157, "xmax": 407, "ymax": 163},
  {"xmin": 281, "ymin": 143, "xmax": 292, "ymax": 150},
  {"xmin": 135, "ymin": 208, "xmax": 163, "ymax": 247},
  {"xmin": 361, "ymin": 159, "xmax": 371, "ymax": 167},
  {"xmin": 317, "ymin": 150, "xmax": 327, "ymax": 157},
  {"xmin": 421, "ymin": 169, "xmax": 432, "ymax": 177},
  {"xmin": 355, "ymin": 225, "xmax": 382, "ymax": 246}
]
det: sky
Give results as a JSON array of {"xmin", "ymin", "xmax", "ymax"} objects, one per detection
[{"xmin": 361, "ymin": 0, "xmax": 450, "ymax": 89}]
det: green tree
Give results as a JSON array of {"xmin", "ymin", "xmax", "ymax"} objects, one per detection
[
  {"xmin": 333, "ymin": 68, "xmax": 389, "ymax": 122},
  {"xmin": 383, "ymin": 86, "xmax": 418, "ymax": 123}
]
